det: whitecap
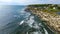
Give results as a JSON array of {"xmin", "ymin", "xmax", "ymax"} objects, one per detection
[{"xmin": 43, "ymin": 28, "xmax": 48, "ymax": 34}]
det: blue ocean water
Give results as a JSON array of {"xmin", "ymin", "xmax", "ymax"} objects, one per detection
[
  {"xmin": 0, "ymin": 5, "xmax": 54, "ymax": 34},
  {"xmin": 0, "ymin": 5, "xmax": 25, "ymax": 26},
  {"xmin": 0, "ymin": 5, "xmax": 30, "ymax": 34}
]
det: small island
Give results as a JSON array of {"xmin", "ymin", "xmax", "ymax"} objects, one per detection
[{"xmin": 25, "ymin": 4, "xmax": 60, "ymax": 34}]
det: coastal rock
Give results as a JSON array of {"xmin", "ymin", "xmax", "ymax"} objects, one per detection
[{"xmin": 25, "ymin": 5, "xmax": 60, "ymax": 34}]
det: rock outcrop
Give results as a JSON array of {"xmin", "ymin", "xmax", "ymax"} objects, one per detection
[{"xmin": 25, "ymin": 4, "xmax": 60, "ymax": 34}]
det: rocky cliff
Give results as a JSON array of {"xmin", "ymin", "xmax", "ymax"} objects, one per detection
[{"xmin": 25, "ymin": 4, "xmax": 60, "ymax": 34}]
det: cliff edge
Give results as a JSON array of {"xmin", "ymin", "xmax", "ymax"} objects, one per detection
[{"xmin": 25, "ymin": 4, "xmax": 60, "ymax": 34}]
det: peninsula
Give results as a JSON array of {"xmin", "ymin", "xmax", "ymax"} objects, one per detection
[{"xmin": 25, "ymin": 4, "xmax": 60, "ymax": 34}]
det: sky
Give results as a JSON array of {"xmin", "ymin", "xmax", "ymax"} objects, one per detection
[{"xmin": 0, "ymin": 0, "xmax": 60, "ymax": 5}]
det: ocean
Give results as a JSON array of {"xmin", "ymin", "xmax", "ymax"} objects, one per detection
[{"xmin": 0, "ymin": 5, "xmax": 54, "ymax": 34}]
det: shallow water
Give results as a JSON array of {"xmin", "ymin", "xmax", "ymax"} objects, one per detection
[{"xmin": 0, "ymin": 5, "xmax": 54, "ymax": 34}]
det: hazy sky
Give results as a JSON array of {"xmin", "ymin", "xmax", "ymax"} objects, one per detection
[{"xmin": 0, "ymin": 0, "xmax": 60, "ymax": 5}]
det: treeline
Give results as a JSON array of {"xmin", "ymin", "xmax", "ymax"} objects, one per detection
[{"xmin": 28, "ymin": 4, "xmax": 60, "ymax": 7}]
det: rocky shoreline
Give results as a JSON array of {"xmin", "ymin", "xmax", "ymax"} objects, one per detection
[{"xmin": 25, "ymin": 4, "xmax": 60, "ymax": 34}]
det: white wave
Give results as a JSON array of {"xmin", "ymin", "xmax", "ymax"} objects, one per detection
[
  {"xmin": 32, "ymin": 23, "xmax": 40, "ymax": 29},
  {"xmin": 17, "ymin": 7, "xmax": 31, "ymax": 19},
  {"xmin": 19, "ymin": 20, "xmax": 24, "ymax": 25},
  {"xmin": 26, "ymin": 16, "xmax": 34, "ymax": 27},
  {"xmin": 31, "ymin": 32, "xmax": 40, "ymax": 34},
  {"xmin": 43, "ymin": 28, "xmax": 48, "ymax": 34}
]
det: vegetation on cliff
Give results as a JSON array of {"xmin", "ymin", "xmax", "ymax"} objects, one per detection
[{"xmin": 28, "ymin": 4, "xmax": 60, "ymax": 13}]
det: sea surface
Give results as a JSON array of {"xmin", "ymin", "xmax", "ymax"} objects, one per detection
[{"xmin": 0, "ymin": 5, "xmax": 54, "ymax": 34}]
